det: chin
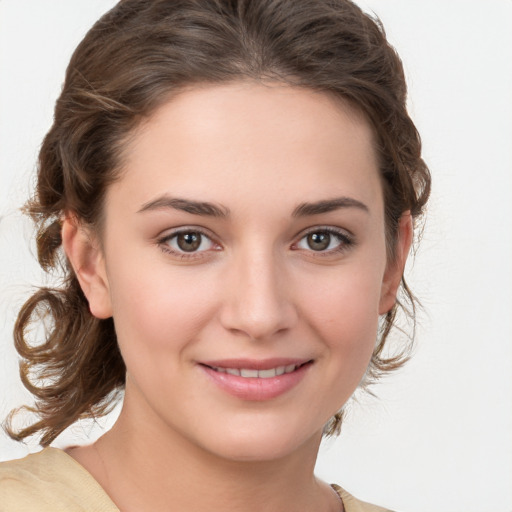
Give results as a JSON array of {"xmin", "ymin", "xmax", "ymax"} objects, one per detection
[{"xmin": 194, "ymin": 418, "xmax": 324, "ymax": 463}]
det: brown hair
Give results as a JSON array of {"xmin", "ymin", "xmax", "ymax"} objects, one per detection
[{"xmin": 6, "ymin": 0, "xmax": 430, "ymax": 445}]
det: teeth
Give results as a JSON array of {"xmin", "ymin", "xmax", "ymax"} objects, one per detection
[
  {"xmin": 212, "ymin": 365, "xmax": 299, "ymax": 378},
  {"xmin": 258, "ymin": 368, "xmax": 277, "ymax": 378},
  {"xmin": 240, "ymin": 369, "xmax": 258, "ymax": 378}
]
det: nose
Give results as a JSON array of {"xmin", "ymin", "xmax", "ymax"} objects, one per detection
[{"xmin": 219, "ymin": 247, "xmax": 298, "ymax": 341}]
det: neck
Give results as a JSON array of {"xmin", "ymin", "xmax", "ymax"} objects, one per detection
[{"xmin": 73, "ymin": 392, "xmax": 340, "ymax": 512}]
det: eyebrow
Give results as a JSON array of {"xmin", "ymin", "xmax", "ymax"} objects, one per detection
[
  {"xmin": 137, "ymin": 196, "xmax": 230, "ymax": 218},
  {"xmin": 292, "ymin": 197, "xmax": 369, "ymax": 217},
  {"xmin": 137, "ymin": 195, "xmax": 368, "ymax": 219}
]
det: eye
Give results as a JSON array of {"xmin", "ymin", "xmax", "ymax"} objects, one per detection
[
  {"xmin": 159, "ymin": 229, "xmax": 218, "ymax": 255},
  {"xmin": 294, "ymin": 228, "xmax": 353, "ymax": 254}
]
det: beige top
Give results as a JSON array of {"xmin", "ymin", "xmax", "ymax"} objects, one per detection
[{"xmin": 0, "ymin": 448, "xmax": 392, "ymax": 512}]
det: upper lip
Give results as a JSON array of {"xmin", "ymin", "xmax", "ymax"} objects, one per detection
[{"xmin": 199, "ymin": 358, "xmax": 312, "ymax": 371}]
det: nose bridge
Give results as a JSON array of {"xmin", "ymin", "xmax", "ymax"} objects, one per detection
[{"xmin": 220, "ymin": 241, "xmax": 297, "ymax": 340}]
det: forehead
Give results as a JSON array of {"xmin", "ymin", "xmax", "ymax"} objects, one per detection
[{"xmin": 112, "ymin": 82, "xmax": 382, "ymax": 215}]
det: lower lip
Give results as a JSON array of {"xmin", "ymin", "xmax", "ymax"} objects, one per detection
[{"xmin": 200, "ymin": 363, "xmax": 312, "ymax": 401}]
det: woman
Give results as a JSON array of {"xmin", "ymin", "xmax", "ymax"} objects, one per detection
[{"xmin": 0, "ymin": 0, "xmax": 430, "ymax": 510}]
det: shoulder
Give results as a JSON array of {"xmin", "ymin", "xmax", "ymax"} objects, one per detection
[
  {"xmin": 332, "ymin": 484, "xmax": 395, "ymax": 512},
  {"xmin": 0, "ymin": 447, "xmax": 118, "ymax": 512}
]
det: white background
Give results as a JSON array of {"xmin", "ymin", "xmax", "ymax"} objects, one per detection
[{"xmin": 1, "ymin": 2, "xmax": 511, "ymax": 511}]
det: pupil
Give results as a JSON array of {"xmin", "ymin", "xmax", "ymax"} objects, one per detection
[
  {"xmin": 177, "ymin": 232, "xmax": 201, "ymax": 252},
  {"xmin": 307, "ymin": 232, "xmax": 330, "ymax": 251}
]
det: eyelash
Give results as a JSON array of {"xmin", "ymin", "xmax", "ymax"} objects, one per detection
[
  {"xmin": 157, "ymin": 227, "xmax": 220, "ymax": 260},
  {"xmin": 157, "ymin": 226, "xmax": 355, "ymax": 260},
  {"xmin": 293, "ymin": 227, "xmax": 355, "ymax": 257}
]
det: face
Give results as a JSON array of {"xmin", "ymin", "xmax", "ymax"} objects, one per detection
[{"xmin": 67, "ymin": 82, "xmax": 409, "ymax": 462}]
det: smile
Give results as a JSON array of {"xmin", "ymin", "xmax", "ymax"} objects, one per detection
[{"xmin": 199, "ymin": 360, "xmax": 313, "ymax": 401}]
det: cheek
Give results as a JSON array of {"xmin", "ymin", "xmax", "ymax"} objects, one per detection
[
  {"xmin": 300, "ymin": 267, "xmax": 383, "ymax": 367},
  {"xmin": 289, "ymin": 268, "xmax": 385, "ymax": 423},
  {"xmin": 106, "ymin": 263, "xmax": 220, "ymax": 363},
  {"xmin": 306, "ymin": 267, "xmax": 382, "ymax": 329}
]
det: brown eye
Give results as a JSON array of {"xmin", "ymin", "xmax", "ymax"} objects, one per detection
[
  {"xmin": 176, "ymin": 232, "xmax": 202, "ymax": 252},
  {"xmin": 306, "ymin": 232, "xmax": 331, "ymax": 251},
  {"xmin": 295, "ymin": 228, "xmax": 353, "ymax": 255},
  {"xmin": 159, "ymin": 229, "xmax": 218, "ymax": 258}
]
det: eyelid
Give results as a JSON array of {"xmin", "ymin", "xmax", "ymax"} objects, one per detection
[
  {"xmin": 157, "ymin": 226, "xmax": 222, "ymax": 258},
  {"xmin": 155, "ymin": 224, "xmax": 355, "ymax": 259},
  {"xmin": 298, "ymin": 225, "xmax": 354, "ymax": 238},
  {"xmin": 291, "ymin": 225, "xmax": 355, "ymax": 254}
]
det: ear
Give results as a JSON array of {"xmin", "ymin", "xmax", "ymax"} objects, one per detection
[
  {"xmin": 61, "ymin": 215, "xmax": 113, "ymax": 319},
  {"xmin": 379, "ymin": 212, "xmax": 413, "ymax": 315}
]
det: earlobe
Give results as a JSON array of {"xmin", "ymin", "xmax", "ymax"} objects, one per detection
[
  {"xmin": 379, "ymin": 212, "xmax": 413, "ymax": 315},
  {"xmin": 61, "ymin": 215, "xmax": 113, "ymax": 319}
]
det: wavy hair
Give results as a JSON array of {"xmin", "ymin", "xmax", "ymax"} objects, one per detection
[{"xmin": 6, "ymin": 0, "xmax": 430, "ymax": 445}]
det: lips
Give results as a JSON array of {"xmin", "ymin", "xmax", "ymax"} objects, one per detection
[{"xmin": 198, "ymin": 359, "xmax": 312, "ymax": 401}]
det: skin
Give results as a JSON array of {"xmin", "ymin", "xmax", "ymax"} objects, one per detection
[{"xmin": 63, "ymin": 82, "xmax": 412, "ymax": 512}]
